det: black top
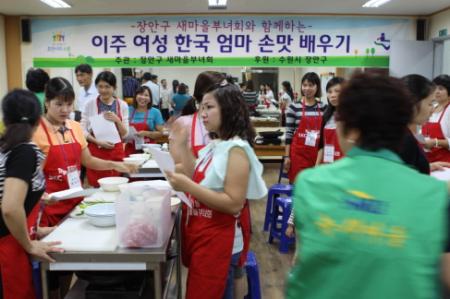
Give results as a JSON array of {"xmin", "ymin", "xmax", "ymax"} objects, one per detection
[
  {"xmin": 0, "ymin": 143, "xmax": 46, "ymax": 237},
  {"xmin": 398, "ymin": 130, "xmax": 430, "ymax": 175}
]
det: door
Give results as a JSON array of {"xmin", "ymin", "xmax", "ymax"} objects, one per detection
[{"xmin": 389, "ymin": 40, "xmax": 434, "ymax": 79}]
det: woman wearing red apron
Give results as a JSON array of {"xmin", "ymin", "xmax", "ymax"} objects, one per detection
[
  {"xmin": 284, "ymin": 73, "xmax": 326, "ymax": 240},
  {"xmin": 170, "ymin": 72, "xmax": 252, "ymax": 298},
  {"xmin": 167, "ymin": 84, "xmax": 267, "ymax": 299},
  {"xmin": 284, "ymin": 72, "xmax": 326, "ymax": 183},
  {"xmin": 125, "ymin": 86, "xmax": 164, "ymax": 157},
  {"xmin": 422, "ymin": 75, "xmax": 450, "ymax": 163},
  {"xmin": 399, "ymin": 74, "xmax": 450, "ymax": 174},
  {"xmin": 316, "ymin": 77, "xmax": 345, "ymax": 165},
  {"xmin": 0, "ymin": 90, "xmax": 62, "ymax": 299},
  {"xmin": 81, "ymin": 71, "xmax": 129, "ymax": 187},
  {"xmin": 33, "ymin": 78, "xmax": 138, "ymax": 226}
]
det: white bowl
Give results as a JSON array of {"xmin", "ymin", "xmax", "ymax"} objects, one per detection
[
  {"xmin": 123, "ymin": 157, "xmax": 147, "ymax": 166},
  {"xmin": 171, "ymin": 197, "xmax": 181, "ymax": 213},
  {"xmin": 85, "ymin": 203, "xmax": 115, "ymax": 227},
  {"xmin": 98, "ymin": 177, "xmax": 129, "ymax": 192}
]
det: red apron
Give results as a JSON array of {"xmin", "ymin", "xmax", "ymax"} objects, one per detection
[
  {"xmin": 322, "ymin": 115, "xmax": 343, "ymax": 164},
  {"xmin": 182, "ymin": 152, "xmax": 251, "ymax": 299},
  {"xmin": 87, "ymin": 98, "xmax": 125, "ymax": 187},
  {"xmin": 288, "ymin": 100, "xmax": 322, "ymax": 182},
  {"xmin": 124, "ymin": 109, "xmax": 154, "ymax": 157},
  {"xmin": 422, "ymin": 103, "xmax": 450, "ymax": 163},
  {"xmin": 190, "ymin": 112, "xmax": 206, "ymax": 158},
  {"xmin": 0, "ymin": 203, "xmax": 40, "ymax": 299},
  {"xmin": 39, "ymin": 120, "xmax": 83, "ymax": 227}
]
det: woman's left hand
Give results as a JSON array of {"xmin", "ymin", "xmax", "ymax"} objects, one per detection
[
  {"xmin": 103, "ymin": 111, "xmax": 120, "ymax": 123},
  {"xmin": 430, "ymin": 161, "xmax": 450, "ymax": 172},
  {"xmin": 165, "ymin": 170, "xmax": 192, "ymax": 192},
  {"xmin": 36, "ymin": 226, "xmax": 57, "ymax": 239},
  {"xmin": 136, "ymin": 131, "xmax": 148, "ymax": 138}
]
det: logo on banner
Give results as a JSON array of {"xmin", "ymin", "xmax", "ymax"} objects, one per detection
[
  {"xmin": 48, "ymin": 31, "xmax": 70, "ymax": 53},
  {"xmin": 374, "ymin": 32, "xmax": 390, "ymax": 50}
]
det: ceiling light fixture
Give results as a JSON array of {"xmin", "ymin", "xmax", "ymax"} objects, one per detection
[
  {"xmin": 40, "ymin": 0, "xmax": 71, "ymax": 8},
  {"xmin": 208, "ymin": 0, "xmax": 227, "ymax": 9},
  {"xmin": 362, "ymin": 0, "xmax": 391, "ymax": 8}
]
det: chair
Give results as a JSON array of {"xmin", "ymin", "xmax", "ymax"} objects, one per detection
[
  {"xmin": 268, "ymin": 196, "xmax": 295, "ymax": 253},
  {"xmin": 263, "ymin": 183, "xmax": 292, "ymax": 231},
  {"xmin": 244, "ymin": 251, "xmax": 261, "ymax": 299},
  {"xmin": 278, "ymin": 155, "xmax": 290, "ymax": 184},
  {"xmin": 32, "ymin": 260, "xmax": 42, "ymax": 299}
]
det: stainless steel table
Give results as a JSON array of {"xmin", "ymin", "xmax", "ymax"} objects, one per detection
[{"xmin": 40, "ymin": 210, "xmax": 182, "ymax": 299}]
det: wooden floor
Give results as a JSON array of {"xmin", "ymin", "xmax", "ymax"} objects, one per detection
[
  {"xmin": 180, "ymin": 162, "xmax": 295, "ymax": 299},
  {"xmin": 248, "ymin": 162, "xmax": 295, "ymax": 299}
]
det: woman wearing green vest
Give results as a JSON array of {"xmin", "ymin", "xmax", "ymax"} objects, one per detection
[{"xmin": 287, "ymin": 73, "xmax": 450, "ymax": 299}]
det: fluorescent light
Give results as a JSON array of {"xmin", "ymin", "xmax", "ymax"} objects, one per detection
[
  {"xmin": 208, "ymin": 0, "xmax": 227, "ymax": 9},
  {"xmin": 40, "ymin": 0, "xmax": 71, "ymax": 8},
  {"xmin": 362, "ymin": 0, "xmax": 391, "ymax": 8}
]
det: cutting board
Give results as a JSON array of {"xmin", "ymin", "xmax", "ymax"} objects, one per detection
[{"xmin": 43, "ymin": 218, "xmax": 117, "ymax": 252}]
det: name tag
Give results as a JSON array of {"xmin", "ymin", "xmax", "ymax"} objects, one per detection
[
  {"xmin": 67, "ymin": 165, "xmax": 82, "ymax": 189},
  {"xmin": 305, "ymin": 130, "xmax": 319, "ymax": 147},
  {"xmin": 323, "ymin": 145, "xmax": 335, "ymax": 163}
]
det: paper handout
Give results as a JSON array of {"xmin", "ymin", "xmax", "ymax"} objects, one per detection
[
  {"xmin": 431, "ymin": 168, "xmax": 450, "ymax": 181},
  {"xmin": 49, "ymin": 187, "xmax": 98, "ymax": 201},
  {"xmin": 146, "ymin": 147, "xmax": 192, "ymax": 208},
  {"xmin": 89, "ymin": 114, "xmax": 121, "ymax": 144}
]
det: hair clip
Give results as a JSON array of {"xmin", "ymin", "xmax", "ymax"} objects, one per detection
[{"xmin": 20, "ymin": 116, "xmax": 29, "ymax": 123}]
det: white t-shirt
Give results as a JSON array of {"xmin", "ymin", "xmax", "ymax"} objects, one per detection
[
  {"xmin": 280, "ymin": 92, "xmax": 292, "ymax": 106},
  {"xmin": 77, "ymin": 82, "xmax": 99, "ymax": 113},
  {"xmin": 160, "ymin": 87, "xmax": 171, "ymax": 109},
  {"xmin": 197, "ymin": 138, "xmax": 267, "ymax": 254}
]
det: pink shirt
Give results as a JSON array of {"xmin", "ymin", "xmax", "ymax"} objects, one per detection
[{"xmin": 169, "ymin": 114, "xmax": 210, "ymax": 149}]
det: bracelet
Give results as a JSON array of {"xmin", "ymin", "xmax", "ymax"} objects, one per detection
[{"xmin": 435, "ymin": 138, "xmax": 439, "ymax": 147}]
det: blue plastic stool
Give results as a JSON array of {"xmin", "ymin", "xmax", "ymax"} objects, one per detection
[
  {"xmin": 32, "ymin": 260, "xmax": 42, "ymax": 299},
  {"xmin": 278, "ymin": 156, "xmax": 290, "ymax": 184},
  {"xmin": 263, "ymin": 183, "xmax": 292, "ymax": 231},
  {"xmin": 268, "ymin": 196, "xmax": 295, "ymax": 253},
  {"xmin": 244, "ymin": 251, "xmax": 261, "ymax": 299}
]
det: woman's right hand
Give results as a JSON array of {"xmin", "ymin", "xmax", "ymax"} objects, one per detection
[
  {"xmin": 96, "ymin": 140, "xmax": 115, "ymax": 149},
  {"xmin": 27, "ymin": 240, "xmax": 64, "ymax": 263},
  {"xmin": 113, "ymin": 162, "xmax": 139, "ymax": 174},
  {"xmin": 283, "ymin": 157, "xmax": 291, "ymax": 173}
]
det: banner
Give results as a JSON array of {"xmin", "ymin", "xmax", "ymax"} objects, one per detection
[{"xmin": 31, "ymin": 16, "xmax": 414, "ymax": 68}]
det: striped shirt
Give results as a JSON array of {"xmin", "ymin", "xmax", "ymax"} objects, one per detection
[
  {"xmin": 242, "ymin": 91, "xmax": 258, "ymax": 109},
  {"xmin": 285, "ymin": 100, "xmax": 327, "ymax": 145}
]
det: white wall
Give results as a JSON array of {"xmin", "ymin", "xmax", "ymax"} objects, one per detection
[
  {"xmin": 429, "ymin": 8, "xmax": 450, "ymax": 39},
  {"xmin": 0, "ymin": 15, "xmax": 7, "ymax": 102}
]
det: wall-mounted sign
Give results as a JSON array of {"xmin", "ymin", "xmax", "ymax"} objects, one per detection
[
  {"xmin": 439, "ymin": 28, "xmax": 448, "ymax": 37},
  {"xmin": 32, "ymin": 16, "xmax": 414, "ymax": 68}
]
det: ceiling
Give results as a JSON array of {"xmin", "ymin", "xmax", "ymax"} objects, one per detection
[{"xmin": 0, "ymin": 0, "xmax": 448, "ymax": 16}]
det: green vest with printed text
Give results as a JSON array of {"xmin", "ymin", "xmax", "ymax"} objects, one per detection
[{"xmin": 287, "ymin": 147, "xmax": 448, "ymax": 299}]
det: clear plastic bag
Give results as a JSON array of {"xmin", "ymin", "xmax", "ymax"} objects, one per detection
[{"xmin": 116, "ymin": 183, "xmax": 171, "ymax": 248}]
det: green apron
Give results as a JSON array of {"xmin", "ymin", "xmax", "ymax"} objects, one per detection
[{"xmin": 287, "ymin": 147, "xmax": 448, "ymax": 299}]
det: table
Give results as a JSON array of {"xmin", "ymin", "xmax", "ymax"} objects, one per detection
[
  {"xmin": 40, "ymin": 211, "xmax": 182, "ymax": 299},
  {"xmin": 254, "ymin": 144, "xmax": 286, "ymax": 157}
]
